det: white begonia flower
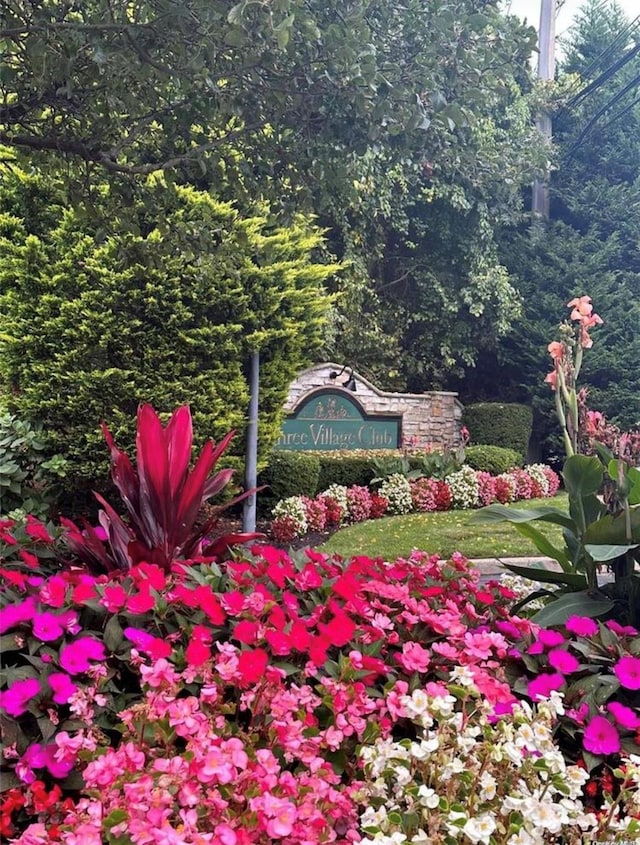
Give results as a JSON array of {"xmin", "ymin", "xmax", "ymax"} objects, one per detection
[
  {"xmin": 524, "ymin": 798, "xmax": 565, "ymax": 834},
  {"xmin": 564, "ymin": 765, "xmax": 590, "ymax": 799},
  {"xmin": 361, "ymin": 805, "xmax": 389, "ymax": 829},
  {"xmin": 410, "ymin": 737, "xmax": 438, "ymax": 759},
  {"xmin": 479, "ymin": 770, "xmax": 497, "ymax": 801},
  {"xmin": 441, "ymin": 757, "xmax": 466, "ymax": 780},
  {"xmin": 393, "ymin": 765, "xmax": 413, "ymax": 787},
  {"xmin": 462, "ymin": 814, "xmax": 497, "ymax": 844},
  {"xmin": 417, "ymin": 785, "xmax": 440, "ymax": 809},
  {"xmin": 449, "ymin": 666, "xmax": 476, "ymax": 687},
  {"xmin": 410, "ymin": 832, "xmax": 430, "ymax": 844},
  {"xmin": 429, "ymin": 694, "xmax": 457, "ymax": 719},
  {"xmin": 400, "ymin": 690, "xmax": 431, "ymax": 720}
]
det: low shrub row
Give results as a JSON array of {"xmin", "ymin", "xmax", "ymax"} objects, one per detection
[
  {"xmin": 270, "ymin": 463, "xmax": 560, "ymax": 542},
  {"xmin": 260, "ymin": 443, "xmax": 522, "ymax": 507},
  {"xmin": 463, "ymin": 402, "xmax": 533, "ymax": 457}
]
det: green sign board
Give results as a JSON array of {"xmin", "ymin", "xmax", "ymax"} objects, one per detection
[{"xmin": 277, "ymin": 390, "xmax": 401, "ymax": 451}]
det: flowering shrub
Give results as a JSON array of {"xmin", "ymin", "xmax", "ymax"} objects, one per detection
[
  {"xmin": 447, "ymin": 465, "xmax": 480, "ymax": 509},
  {"xmin": 271, "ymin": 496, "xmax": 307, "ymax": 536},
  {"xmin": 378, "ymin": 473, "xmax": 413, "ymax": 515},
  {"xmin": 302, "ymin": 496, "xmax": 328, "ymax": 532},
  {"xmin": 322, "ymin": 484, "xmax": 349, "ymax": 515},
  {"xmin": 0, "ymin": 548, "xmax": 535, "ymax": 839},
  {"xmin": 269, "ymin": 465, "xmax": 560, "ymax": 542},
  {"xmin": 346, "ymin": 485, "xmax": 372, "ymax": 523},
  {"xmin": 358, "ymin": 680, "xmax": 640, "ymax": 844},
  {"xmin": 476, "ymin": 470, "xmax": 496, "ymax": 506}
]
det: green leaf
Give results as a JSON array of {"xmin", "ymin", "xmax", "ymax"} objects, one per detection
[
  {"xmin": 472, "ymin": 504, "xmax": 573, "ymax": 529},
  {"xmin": 562, "ymin": 454, "xmax": 603, "ymax": 497},
  {"xmin": 532, "ymin": 592, "xmax": 615, "ymax": 626},
  {"xmin": 504, "ymin": 563, "xmax": 587, "ymax": 589},
  {"xmin": 512, "ymin": 523, "xmax": 571, "ymax": 570},
  {"xmin": 103, "ymin": 615, "xmax": 124, "ymax": 652},
  {"xmin": 584, "ymin": 543, "xmax": 638, "ymax": 562}
]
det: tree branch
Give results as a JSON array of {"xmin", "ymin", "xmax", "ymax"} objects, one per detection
[{"xmin": 0, "ymin": 124, "xmax": 266, "ymax": 174}]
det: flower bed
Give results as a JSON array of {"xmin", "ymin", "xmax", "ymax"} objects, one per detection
[
  {"xmin": 1, "ymin": 539, "xmax": 640, "ymax": 843},
  {"xmin": 271, "ymin": 464, "xmax": 560, "ymax": 543}
]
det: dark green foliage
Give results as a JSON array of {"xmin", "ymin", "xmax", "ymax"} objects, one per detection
[
  {"xmin": 316, "ymin": 454, "xmax": 378, "ymax": 492},
  {"xmin": 0, "ymin": 412, "xmax": 68, "ymax": 518},
  {"xmin": 259, "ymin": 452, "xmax": 321, "ymax": 503},
  {"xmin": 464, "ymin": 444, "xmax": 522, "ymax": 475},
  {"xmin": 0, "ymin": 163, "xmax": 336, "ymax": 499},
  {"xmin": 463, "ymin": 403, "xmax": 532, "ymax": 458}
]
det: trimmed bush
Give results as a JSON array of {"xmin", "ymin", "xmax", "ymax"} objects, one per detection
[
  {"xmin": 464, "ymin": 444, "xmax": 522, "ymax": 475},
  {"xmin": 0, "ymin": 164, "xmax": 337, "ymax": 501},
  {"xmin": 315, "ymin": 453, "xmax": 377, "ymax": 490},
  {"xmin": 463, "ymin": 402, "xmax": 532, "ymax": 458},
  {"xmin": 259, "ymin": 451, "xmax": 320, "ymax": 502}
]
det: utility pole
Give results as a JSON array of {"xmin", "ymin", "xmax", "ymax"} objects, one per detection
[{"xmin": 532, "ymin": 0, "xmax": 557, "ymax": 220}]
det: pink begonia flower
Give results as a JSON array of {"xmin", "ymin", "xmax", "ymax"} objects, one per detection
[
  {"xmin": 548, "ymin": 648, "xmax": 580, "ymax": 674},
  {"xmin": 214, "ymin": 824, "xmax": 237, "ymax": 845},
  {"xmin": 59, "ymin": 637, "xmax": 106, "ymax": 675},
  {"xmin": 583, "ymin": 715, "xmax": 620, "ymax": 755},
  {"xmin": 32, "ymin": 611, "xmax": 65, "ymax": 642},
  {"xmin": 10, "ymin": 822, "xmax": 49, "ymax": 843},
  {"xmin": 48, "ymin": 672, "xmax": 78, "ymax": 704},
  {"xmin": 565, "ymin": 615, "xmax": 599, "ymax": 637},
  {"xmin": 537, "ymin": 629, "xmax": 566, "ymax": 648},
  {"xmin": 527, "ymin": 672, "xmax": 565, "ymax": 702},
  {"xmin": 0, "ymin": 677, "xmax": 40, "ymax": 716},
  {"xmin": 139, "ymin": 658, "xmax": 178, "ymax": 689},
  {"xmin": 607, "ymin": 701, "xmax": 640, "ymax": 730},
  {"xmin": 396, "ymin": 641, "xmax": 430, "ymax": 673},
  {"xmin": 614, "ymin": 655, "xmax": 640, "ymax": 690}
]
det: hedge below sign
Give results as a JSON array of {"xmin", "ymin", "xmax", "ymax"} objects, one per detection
[{"xmin": 277, "ymin": 389, "xmax": 401, "ymax": 451}]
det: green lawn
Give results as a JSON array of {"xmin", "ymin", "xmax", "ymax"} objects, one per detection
[{"xmin": 320, "ymin": 494, "xmax": 568, "ymax": 560}]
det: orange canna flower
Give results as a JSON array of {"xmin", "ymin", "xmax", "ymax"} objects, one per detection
[
  {"xmin": 547, "ymin": 341, "xmax": 564, "ymax": 362},
  {"xmin": 567, "ymin": 295, "xmax": 593, "ymax": 320},
  {"xmin": 544, "ymin": 370, "xmax": 557, "ymax": 390}
]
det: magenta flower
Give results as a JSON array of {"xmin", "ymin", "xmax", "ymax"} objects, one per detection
[
  {"xmin": 527, "ymin": 672, "xmax": 565, "ymax": 702},
  {"xmin": 607, "ymin": 701, "xmax": 640, "ymax": 730},
  {"xmin": 548, "ymin": 648, "xmax": 580, "ymax": 674},
  {"xmin": 614, "ymin": 655, "xmax": 640, "ymax": 690},
  {"xmin": 0, "ymin": 597, "xmax": 37, "ymax": 634},
  {"xmin": 59, "ymin": 637, "xmax": 106, "ymax": 675},
  {"xmin": 607, "ymin": 620, "xmax": 639, "ymax": 637},
  {"xmin": 48, "ymin": 672, "xmax": 78, "ymax": 704},
  {"xmin": 583, "ymin": 715, "xmax": 620, "ymax": 755},
  {"xmin": 32, "ymin": 611, "xmax": 65, "ymax": 642},
  {"xmin": 0, "ymin": 677, "xmax": 40, "ymax": 716},
  {"xmin": 565, "ymin": 616, "xmax": 599, "ymax": 637},
  {"xmin": 537, "ymin": 629, "xmax": 566, "ymax": 648}
]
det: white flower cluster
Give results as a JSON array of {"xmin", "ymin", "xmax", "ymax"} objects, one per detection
[
  {"xmin": 498, "ymin": 573, "xmax": 545, "ymax": 612},
  {"xmin": 526, "ymin": 463, "xmax": 550, "ymax": 496},
  {"xmin": 271, "ymin": 495, "xmax": 307, "ymax": 533},
  {"xmin": 378, "ymin": 474, "xmax": 413, "ymax": 515},
  {"xmin": 446, "ymin": 465, "xmax": 480, "ymax": 510},
  {"xmin": 322, "ymin": 483, "xmax": 349, "ymax": 513},
  {"xmin": 359, "ymin": 678, "xmax": 640, "ymax": 845}
]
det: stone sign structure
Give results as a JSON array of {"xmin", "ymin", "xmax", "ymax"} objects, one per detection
[{"xmin": 278, "ymin": 363, "xmax": 463, "ymax": 451}]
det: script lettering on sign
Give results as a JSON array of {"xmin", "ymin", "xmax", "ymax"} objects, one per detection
[{"xmin": 277, "ymin": 390, "xmax": 401, "ymax": 452}]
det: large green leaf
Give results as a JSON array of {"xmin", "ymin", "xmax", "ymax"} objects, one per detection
[
  {"xmin": 472, "ymin": 504, "xmax": 574, "ymax": 529},
  {"xmin": 532, "ymin": 591, "xmax": 615, "ymax": 626},
  {"xmin": 503, "ymin": 563, "xmax": 588, "ymax": 589},
  {"xmin": 512, "ymin": 523, "xmax": 571, "ymax": 571},
  {"xmin": 584, "ymin": 543, "xmax": 638, "ymax": 562},
  {"xmin": 584, "ymin": 510, "xmax": 640, "ymax": 545},
  {"xmin": 562, "ymin": 454, "xmax": 603, "ymax": 497},
  {"xmin": 627, "ymin": 467, "xmax": 640, "ymax": 506}
]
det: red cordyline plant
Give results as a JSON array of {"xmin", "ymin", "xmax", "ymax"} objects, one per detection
[{"xmin": 62, "ymin": 404, "xmax": 262, "ymax": 573}]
